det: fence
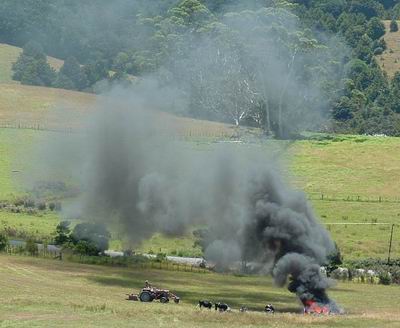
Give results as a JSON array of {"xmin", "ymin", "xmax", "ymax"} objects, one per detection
[
  {"xmin": 4, "ymin": 245, "xmax": 210, "ymax": 273},
  {"xmin": 0, "ymin": 122, "xmax": 78, "ymax": 134},
  {"xmin": 0, "ymin": 121, "xmax": 240, "ymax": 139},
  {"xmin": 307, "ymin": 192, "xmax": 400, "ymax": 204}
]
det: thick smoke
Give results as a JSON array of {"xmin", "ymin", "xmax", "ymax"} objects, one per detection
[
  {"xmin": 28, "ymin": 0, "xmax": 345, "ymax": 309},
  {"xmin": 34, "ymin": 83, "xmax": 338, "ymax": 308}
]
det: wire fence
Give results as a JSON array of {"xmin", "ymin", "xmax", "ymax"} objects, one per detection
[
  {"xmin": 0, "ymin": 122, "xmax": 78, "ymax": 134},
  {"xmin": 307, "ymin": 192, "xmax": 400, "ymax": 204},
  {"xmin": 4, "ymin": 245, "xmax": 210, "ymax": 274},
  {"xmin": 0, "ymin": 122, "xmax": 238, "ymax": 139}
]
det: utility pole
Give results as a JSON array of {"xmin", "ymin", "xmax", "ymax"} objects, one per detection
[{"xmin": 387, "ymin": 224, "xmax": 395, "ymax": 264}]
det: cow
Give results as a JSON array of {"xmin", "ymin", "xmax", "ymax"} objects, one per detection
[
  {"xmin": 239, "ymin": 306, "xmax": 248, "ymax": 312},
  {"xmin": 265, "ymin": 304, "xmax": 275, "ymax": 313},
  {"xmin": 215, "ymin": 302, "xmax": 230, "ymax": 312},
  {"xmin": 198, "ymin": 300, "xmax": 213, "ymax": 309}
]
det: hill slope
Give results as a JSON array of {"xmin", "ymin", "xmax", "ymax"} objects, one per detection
[{"xmin": 377, "ymin": 20, "xmax": 400, "ymax": 78}]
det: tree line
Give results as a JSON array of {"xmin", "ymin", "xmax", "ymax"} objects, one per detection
[{"xmin": 3, "ymin": 0, "xmax": 400, "ymax": 137}]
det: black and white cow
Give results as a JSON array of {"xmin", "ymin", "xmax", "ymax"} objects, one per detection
[
  {"xmin": 215, "ymin": 302, "xmax": 230, "ymax": 312},
  {"xmin": 265, "ymin": 304, "xmax": 275, "ymax": 313},
  {"xmin": 198, "ymin": 300, "xmax": 213, "ymax": 309}
]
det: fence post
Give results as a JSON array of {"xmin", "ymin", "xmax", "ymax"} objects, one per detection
[{"xmin": 387, "ymin": 224, "xmax": 395, "ymax": 264}]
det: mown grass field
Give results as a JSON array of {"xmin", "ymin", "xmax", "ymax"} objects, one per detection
[{"xmin": 0, "ymin": 255, "xmax": 399, "ymax": 328}]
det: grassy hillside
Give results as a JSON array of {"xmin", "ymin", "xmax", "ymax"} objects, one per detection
[
  {"xmin": 291, "ymin": 135, "xmax": 400, "ymax": 199},
  {"xmin": 377, "ymin": 20, "xmax": 400, "ymax": 78},
  {"xmin": 0, "ymin": 43, "xmax": 63, "ymax": 84},
  {"xmin": 0, "ymin": 255, "xmax": 399, "ymax": 328},
  {"xmin": 0, "ymin": 84, "xmax": 95, "ymax": 129}
]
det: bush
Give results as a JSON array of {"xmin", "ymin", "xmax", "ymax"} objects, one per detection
[
  {"xmin": 74, "ymin": 240, "xmax": 99, "ymax": 256},
  {"xmin": 70, "ymin": 222, "xmax": 110, "ymax": 255},
  {"xmin": 379, "ymin": 272, "xmax": 392, "ymax": 285},
  {"xmin": 23, "ymin": 198, "xmax": 35, "ymax": 208},
  {"xmin": 155, "ymin": 253, "xmax": 167, "ymax": 262},
  {"xmin": 374, "ymin": 47, "xmax": 384, "ymax": 55},
  {"xmin": 36, "ymin": 202, "xmax": 46, "ymax": 211},
  {"xmin": 25, "ymin": 239, "xmax": 38, "ymax": 256},
  {"xmin": 390, "ymin": 19, "xmax": 399, "ymax": 32},
  {"xmin": 0, "ymin": 233, "xmax": 8, "ymax": 251}
]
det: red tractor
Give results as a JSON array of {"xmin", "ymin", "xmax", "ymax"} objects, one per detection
[{"xmin": 127, "ymin": 287, "xmax": 180, "ymax": 304}]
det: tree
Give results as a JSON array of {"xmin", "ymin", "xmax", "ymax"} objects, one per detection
[
  {"xmin": 389, "ymin": 72, "xmax": 400, "ymax": 113},
  {"xmin": 349, "ymin": 0, "xmax": 384, "ymax": 19},
  {"xmin": 56, "ymin": 56, "xmax": 88, "ymax": 90},
  {"xmin": 83, "ymin": 60, "xmax": 110, "ymax": 87},
  {"xmin": 390, "ymin": 19, "xmax": 398, "ymax": 32},
  {"xmin": 12, "ymin": 41, "xmax": 56, "ymax": 86},
  {"xmin": 354, "ymin": 34, "xmax": 374, "ymax": 63},
  {"xmin": 70, "ymin": 223, "xmax": 110, "ymax": 254},
  {"xmin": 54, "ymin": 221, "xmax": 71, "ymax": 245},
  {"xmin": 326, "ymin": 242, "xmax": 343, "ymax": 276},
  {"xmin": 367, "ymin": 17, "xmax": 386, "ymax": 40}
]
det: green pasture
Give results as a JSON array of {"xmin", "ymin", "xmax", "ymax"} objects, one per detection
[
  {"xmin": 291, "ymin": 134, "xmax": 400, "ymax": 199},
  {"xmin": 1, "ymin": 128, "xmax": 400, "ymax": 259},
  {"xmin": 0, "ymin": 255, "xmax": 399, "ymax": 328},
  {"xmin": 0, "ymin": 211, "xmax": 59, "ymax": 242}
]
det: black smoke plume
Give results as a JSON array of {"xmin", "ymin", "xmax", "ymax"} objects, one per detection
[{"xmin": 31, "ymin": 87, "xmax": 341, "ymax": 310}]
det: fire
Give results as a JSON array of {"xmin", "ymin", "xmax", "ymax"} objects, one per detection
[{"xmin": 303, "ymin": 300, "xmax": 331, "ymax": 315}]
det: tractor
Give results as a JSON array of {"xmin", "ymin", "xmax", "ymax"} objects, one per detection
[{"xmin": 127, "ymin": 287, "xmax": 180, "ymax": 304}]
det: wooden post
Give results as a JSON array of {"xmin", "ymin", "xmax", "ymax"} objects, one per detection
[{"xmin": 387, "ymin": 224, "xmax": 395, "ymax": 264}]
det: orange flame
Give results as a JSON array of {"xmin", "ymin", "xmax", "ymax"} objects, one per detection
[{"xmin": 303, "ymin": 300, "xmax": 330, "ymax": 315}]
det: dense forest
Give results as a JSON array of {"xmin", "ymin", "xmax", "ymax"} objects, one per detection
[{"xmin": 2, "ymin": 0, "xmax": 400, "ymax": 137}]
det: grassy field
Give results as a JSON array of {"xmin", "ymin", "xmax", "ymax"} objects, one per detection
[
  {"xmin": 0, "ymin": 211, "xmax": 59, "ymax": 242},
  {"xmin": 0, "ymin": 84, "xmax": 96, "ymax": 129},
  {"xmin": 0, "ymin": 43, "xmax": 63, "ymax": 84},
  {"xmin": 377, "ymin": 20, "xmax": 400, "ymax": 78},
  {"xmin": 0, "ymin": 129, "xmax": 400, "ymax": 259},
  {"xmin": 290, "ymin": 134, "xmax": 400, "ymax": 199},
  {"xmin": 0, "ymin": 255, "xmax": 399, "ymax": 328}
]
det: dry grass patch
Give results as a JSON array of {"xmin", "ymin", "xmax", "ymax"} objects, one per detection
[{"xmin": 377, "ymin": 20, "xmax": 400, "ymax": 78}]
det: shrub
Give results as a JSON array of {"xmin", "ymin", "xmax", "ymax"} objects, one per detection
[
  {"xmin": 74, "ymin": 240, "xmax": 100, "ymax": 256},
  {"xmin": 374, "ymin": 47, "xmax": 384, "ymax": 55},
  {"xmin": 25, "ymin": 239, "xmax": 39, "ymax": 256},
  {"xmin": 379, "ymin": 272, "xmax": 392, "ymax": 285},
  {"xmin": 0, "ymin": 233, "xmax": 8, "ymax": 251},
  {"xmin": 155, "ymin": 253, "xmax": 167, "ymax": 262},
  {"xmin": 14, "ymin": 198, "xmax": 24, "ymax": 207},
  {"xmin": 23, "ymin": 198, "xmax": 35, "ymax": 208},
  {"xmin": 390, "ymin": 19, "xmax": 399, "ymax": 32},
  {"xmin": 70, "ymin": 222, "xmax": 110, "ymax": 255},
  {"xmin": 36, "ymin": 202, "xmax": 46, "ymax": 211}
]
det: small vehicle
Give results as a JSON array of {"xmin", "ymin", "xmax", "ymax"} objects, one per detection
[{"xmin": 127, "ymin": 287, "xmax": 180, "ymax": 304}]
